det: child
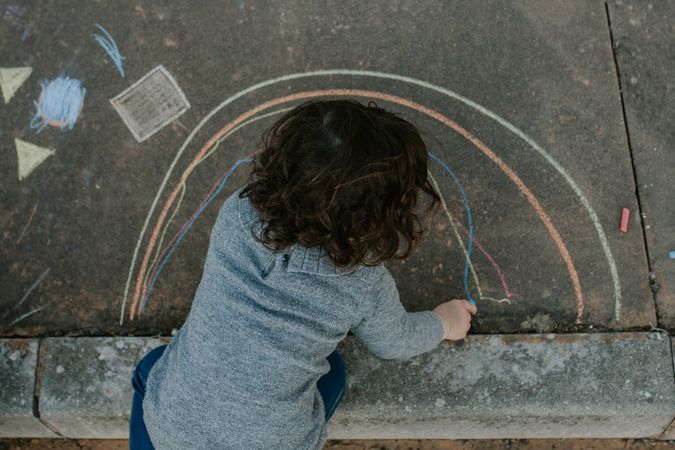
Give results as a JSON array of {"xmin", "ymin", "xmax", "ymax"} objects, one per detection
[{"xmin": 129, "ymin": 99, "xmax": 477, "ymax": 449}]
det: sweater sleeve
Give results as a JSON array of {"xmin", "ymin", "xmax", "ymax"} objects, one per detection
[{"xmin": 350, "ymin": 266, "xmax": 445, "ymax": 359}]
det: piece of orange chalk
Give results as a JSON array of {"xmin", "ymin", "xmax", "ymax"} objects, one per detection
[{"xmin": 620, "ymin": 208, "xmax": 630, "ymax": 233}]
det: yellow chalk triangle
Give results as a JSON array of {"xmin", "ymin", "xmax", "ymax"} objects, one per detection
[
  {"xmin": 0, "ymin": 66, "xmax": 32, "ymax": 104},
  {"xmin": 15, "ymin": 138, "xmax": 55, "ymax": 181}
]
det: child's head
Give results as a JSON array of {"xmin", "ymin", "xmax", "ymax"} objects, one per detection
[{"xmin": 241, "ymin": 99, "xmax": 440, "ymax": 269}]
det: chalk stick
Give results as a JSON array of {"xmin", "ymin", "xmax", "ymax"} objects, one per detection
[{"xmin": 620, "ymin": 208, "xmax": 630, "ymax": 233}]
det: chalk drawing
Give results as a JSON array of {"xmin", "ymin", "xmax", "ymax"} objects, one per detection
[
  {"xmin": 30, "ymin": 76, "xmax": 86, "ymax": 132},
  {"xmin": 428, "ymin": 171, "xmax": 512, "ymax": 305},
  {"xmin": 140, "ymin": 156, "xmax": 506, "ymax": 312},
  {"xmin": 6, "ymin": 299, "xmax": 56, "ymax": 327},
  {"xmin": 0, "ymin": 66, "xmax": 32, "ymax": 104},
  {"xmin": 1, "ymin": 268, "xmax": 50, "ymax": 321},
  {"xmin": 110, "ymin": 65, "xmax": 190, "ymax": 142},
  {"xmin": 15, "ymin": 138, "xmax": 55, "ymax": 180},
  {"xmin": 122, "ymin": 71, "xmax": 619, "ymax": 324},
  {"xmin": 92, "ymin": 24, "xmax": 125, "ymax": 77},
  {"xmin": 144, "ymin": 184, "xmax": 186, "ymax": 295},
  {"xmin": 119, "ymin": 72, "xmax": 620, "ymax": 323},
  {"xmin": 16, "ymin": 203, "xmax": 38, "ymax": 245},
  {"xmin": 454, "ymin": 218, "xmax": 516, "ymax": 301},
  {"xmin": 125, "ymin": 90, "xmax": 528, "ymax": 314},
  {"xmin": 428, "ymin": 151, "xmax": 477, "ymax": 305},
  {"xmin": 124, "ymin": 89, "xmax": 583, "ymax": 323},
  {"xmin": 140, "ymin": 108, "xmax": 295, "ymax": 305},
  {"xmin": 129, "ymin": 100, "xmax": 512, "ymax": 319},
  {"xmin": 136, "ymin": 108, "xmax": 514, "ymax": 316},
  {"xmin": 140, "ymin": 158, "xmax": 253, "ymax": 311}
]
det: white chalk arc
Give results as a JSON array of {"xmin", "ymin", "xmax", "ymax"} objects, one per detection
[{"xmin": 120, "ymin": 69, "xmax": 622, "ymax": 324}]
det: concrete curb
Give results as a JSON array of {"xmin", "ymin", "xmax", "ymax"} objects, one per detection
[
  {"xmin": 38, "ymin": 337, "xmax": 167, "ymax": 439},
  {"xmin": 1, "ymin": 333, "xmax": 673, "ymax": 439},
  {"xmin": 329, "ymin": 333, "xmax": 675, "ymax": 440},
  {"xmin": 0, "ymin": 339, "xmax": 56, "ymax": 438},
  {"xmin": 661, "ymin": 339, "xmax": 675, "ymax": 439}
]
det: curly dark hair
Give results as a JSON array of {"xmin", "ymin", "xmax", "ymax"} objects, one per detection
[{"xmin": 240, "ymin": 99, "xmax": 440, "ymax": 270}]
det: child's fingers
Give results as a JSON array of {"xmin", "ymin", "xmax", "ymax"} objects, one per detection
[{"xmin": 464, "ymin": 301, "xmax": 478, "ymax": 315}]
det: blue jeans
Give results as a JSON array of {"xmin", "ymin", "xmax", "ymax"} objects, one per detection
[{"xmin": 129, "ymin": 345, "xmax": 347, "ymax": 450}]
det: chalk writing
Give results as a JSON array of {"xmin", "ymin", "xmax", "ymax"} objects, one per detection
[
  {"xmin": 110, "ymin": 65, "xmax": 190, "ymax": 142},
  {"xmin": 30, "ymin": 76, "xmax": 86, "ymax": 132},
  {"xmin": 93, "ymin": 24, "xmax": 125, "ymax": 77}
]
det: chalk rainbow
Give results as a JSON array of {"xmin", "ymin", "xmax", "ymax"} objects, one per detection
[
  {"xmin": 121, "ymin": 71, "xmax": 621, "ymax": 324},
  {"xmin": 126, "ymin": 89, "xmax": 581, "ymax": 323}
]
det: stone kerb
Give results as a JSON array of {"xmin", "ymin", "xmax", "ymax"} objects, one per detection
[
  {"xmin": 0, "ymin": 339, "xmax": 56, "ymax": 437},
  {"xmin": 328, "ymin": 333, "xmax": 675, "ymax": 439},
  {"xmin": 38, "ymin": 337, "xmax": 167, "ymax": 438},
  {"xmin": 658, "ymin": 338, "xmax": 675, "ymax": 439},
  {"xmin": 2, "ymin": 333, "xmax": 674, "ymax": 439}
]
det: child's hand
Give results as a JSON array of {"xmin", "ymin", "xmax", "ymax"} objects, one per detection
[{"xmin": 432, "ymin": 299, "xmax": 477, "ymax": 341}]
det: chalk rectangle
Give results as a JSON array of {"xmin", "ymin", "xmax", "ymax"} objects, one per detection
[{"xmin": 110, "ymin": 65, "xmax": 190, "ymax": 142}]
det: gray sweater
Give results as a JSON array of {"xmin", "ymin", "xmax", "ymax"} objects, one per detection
[{"xmin": 143, "ymin": 187, "xmax": 445, "ymax": 449}]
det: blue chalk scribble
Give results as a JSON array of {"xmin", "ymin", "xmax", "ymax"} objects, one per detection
[
  {"xmin": 30, "ymin": 76, "xmax": 86, "ymax": 132},
  {"xmin": 92, "ymin": 23, "xmax": 125, "ymax": 77},
  {"xmin": 429, "ymin": 151, "xmax": 478, "ymax": 306}
]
